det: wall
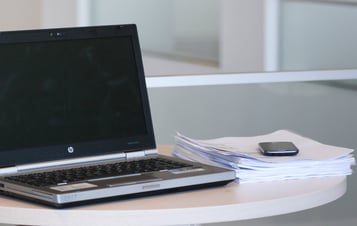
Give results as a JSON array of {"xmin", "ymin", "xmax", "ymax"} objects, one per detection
[
  {"xmin": 0, "ymin": 0, "xmax": 79, "ymax": 32},
  {"xmin": 220, "ymin": 0, "xmax": 265, "ymax": 72},
  {"xmin": 41, "ymin": 0, "xmax": 78, "ymax": 28},
  {"xmin": 0, "ymin": 0, "xmax": 41, "ymax": 31}
]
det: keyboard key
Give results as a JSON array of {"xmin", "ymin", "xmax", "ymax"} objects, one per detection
[{"xmin": 5, "ymin": 158, "xmax": 192, "ymax": 187}]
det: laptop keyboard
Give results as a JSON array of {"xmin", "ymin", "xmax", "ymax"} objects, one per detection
[{"xmin": 5, "ymin": 158, "xmax": 193, "ymax": 187}]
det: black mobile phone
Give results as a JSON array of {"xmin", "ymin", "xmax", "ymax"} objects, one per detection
[{"xmin": 258, "ymin": 142, "xmax": 299, "ymax": 156}]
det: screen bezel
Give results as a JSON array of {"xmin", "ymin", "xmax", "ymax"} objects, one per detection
[{"xmin": 0, "ymin": 24, "xmax": 156, "ymax": 167}]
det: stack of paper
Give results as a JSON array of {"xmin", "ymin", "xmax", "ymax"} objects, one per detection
[{"xmin": 173, "ymin": 130, "xmax": 355, "ymax": 183}]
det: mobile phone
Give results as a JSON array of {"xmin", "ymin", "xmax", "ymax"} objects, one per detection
[{"xmin": 258, "ymin": 142, "xmax": 299, "ymax": 156}]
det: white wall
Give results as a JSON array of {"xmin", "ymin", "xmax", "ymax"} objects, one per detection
[
  {"xmin": 0, "ymin": 0, "xmax": 41, "ymax": 31},
  {"xmin": 0, "ymin": 0, "xmax": 79, "ymax": 31},
  {"xmin": 220, "ymin": 0, "xmax": 265, "ymax": 72},
  {"xmin": 41, "ymin": 0, "xmax": 78, "ymax": 28}
]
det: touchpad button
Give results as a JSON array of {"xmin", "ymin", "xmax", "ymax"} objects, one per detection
[{"xmin": 103, "ymin": 175, "xmax": 161, "ymax": 187}]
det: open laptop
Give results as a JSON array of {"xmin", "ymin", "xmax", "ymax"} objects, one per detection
[{"xmin": 0, "ymin": 24, "xmax": 235, "ymax": 208}]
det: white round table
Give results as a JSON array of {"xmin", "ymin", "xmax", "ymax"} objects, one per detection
[{"xmin": 0, "ymin": 145, "xmax": 347, "ymax": 226}]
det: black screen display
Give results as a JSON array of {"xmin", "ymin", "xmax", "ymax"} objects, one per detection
[{"xmin": 0, "ymin": 34, "xmax": 148, "ymax": 153}]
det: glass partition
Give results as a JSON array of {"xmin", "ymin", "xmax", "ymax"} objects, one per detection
[
  {"xmin": 280, "ymin": 0, "xmax": 357, "ymax": 71},
  {"xmin": 90, "ymin": 0, "xmax": 219, "ymax": 66},
  {"xmin": 89, "ymin": 0, "xmax": 357, "ymax": 76}
]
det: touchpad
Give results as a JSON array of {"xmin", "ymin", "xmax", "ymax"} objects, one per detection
[{"xmin": 101, "ymin": 174, "xmax": 161, "ymax": 187}]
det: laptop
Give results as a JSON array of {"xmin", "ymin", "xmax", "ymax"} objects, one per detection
[{"xmin": 0, "ymin": 24, "xmax": 235, "ymax": 208}]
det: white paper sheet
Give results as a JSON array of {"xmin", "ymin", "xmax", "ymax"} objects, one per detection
[{"xmin": 173, "ymin": 130, "xmax": 355, "ymax": 183}]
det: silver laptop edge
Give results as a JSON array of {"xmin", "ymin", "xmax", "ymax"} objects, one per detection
[{"xmin": 0, "ymin": 149, "xmax": 158, "ymax": 176}]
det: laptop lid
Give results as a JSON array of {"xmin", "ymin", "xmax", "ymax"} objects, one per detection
[{"xmin": 0, "ymin": 24, "xmax": 156, "ymax": 168}]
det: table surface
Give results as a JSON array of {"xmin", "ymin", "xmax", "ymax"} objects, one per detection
[{"xmin": 0, "ymin": 145, "xmax": 347, "ymax": 226}]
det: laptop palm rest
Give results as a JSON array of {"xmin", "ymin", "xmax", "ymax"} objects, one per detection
[{"xmin": 95, "ymin": 174, "xmax": 162, "ymax": 187}]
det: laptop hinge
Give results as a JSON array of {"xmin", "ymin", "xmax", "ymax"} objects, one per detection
[
  {"xmin": 16, "ymin": 152, "xmax": 126, "ymax": 173},
  {"xmin": 126, "ymin": 149, "xmax": 158, "ymax": 159},
  {"xmin": 0, "ymin": 166, "xmax": 18, "ymax": 176}
]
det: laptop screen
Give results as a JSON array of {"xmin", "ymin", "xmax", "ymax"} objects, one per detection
[{"xmin": 0, "ymin": 25, "xmax": 156, "ymax": 166}]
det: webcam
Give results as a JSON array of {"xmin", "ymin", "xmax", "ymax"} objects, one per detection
[{"xmin": 49, "ymin": 31, "xmax": 64, "ymax": 37}]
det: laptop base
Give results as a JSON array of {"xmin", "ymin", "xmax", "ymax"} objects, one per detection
[{"xmin": 0, "ymin": 180, "xmax": 233, "ymax": 208}]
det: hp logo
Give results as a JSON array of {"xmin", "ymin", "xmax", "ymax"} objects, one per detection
[{"xmin": 67, "ymin": 146, "xmax": 74, "ymax": 154}]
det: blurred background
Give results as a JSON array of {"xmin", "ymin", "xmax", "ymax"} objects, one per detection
[
  {"xmin": 2, "ymin": 0, "xmax": 357, "ymax": 76},
  {"xmin": 0, "ymin": 1, "xmax": 356, "ymax": 226}
]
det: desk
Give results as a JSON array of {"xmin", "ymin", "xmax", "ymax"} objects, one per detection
[{"xmin": 0, "ymin": 145, "xmax": 347, "ymax": 226}]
